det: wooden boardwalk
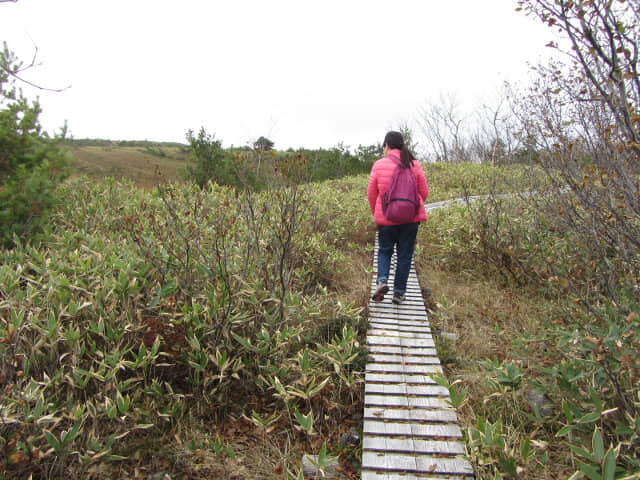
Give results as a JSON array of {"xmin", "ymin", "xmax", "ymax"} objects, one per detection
[{"xmin": 361, "ymin": 241, "xmax": 474, "ymax": 480}]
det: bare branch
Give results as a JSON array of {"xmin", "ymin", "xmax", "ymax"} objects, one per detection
[{"xmin": 1, "ymin": 42, "xmax": 71, "ymax": 92}]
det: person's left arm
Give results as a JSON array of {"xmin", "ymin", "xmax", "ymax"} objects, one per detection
[{"xmin": 367, "ymin": 164, "xmax": 379, "ymax": 214}]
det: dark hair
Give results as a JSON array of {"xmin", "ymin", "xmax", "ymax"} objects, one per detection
[{"xmin": 383, "ymin": 131, "xmax": 415, "ymax": 167}]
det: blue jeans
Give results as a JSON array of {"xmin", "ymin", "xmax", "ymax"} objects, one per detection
[{"xmin": 376, "ymin": 222, "xmax": 419, "ymax": 295}]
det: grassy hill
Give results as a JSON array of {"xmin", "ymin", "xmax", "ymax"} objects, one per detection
[{"xmin": 67, "ymin": 141, "xmax": 189, "ymax": 188}]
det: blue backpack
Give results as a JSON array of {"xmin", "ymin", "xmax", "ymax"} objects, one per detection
[{"xmin": 382, "ymin": 156, "xmax": 420, "ymax": 223}]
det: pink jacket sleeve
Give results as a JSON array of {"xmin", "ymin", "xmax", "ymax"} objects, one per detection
[{"xmin": 367, "ymin": 163, "xmax": 380, "ymax": 215}]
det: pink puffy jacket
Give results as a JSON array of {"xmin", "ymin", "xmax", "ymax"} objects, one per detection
[{"xmin": 367, "ymin": 149, "xmax": 429, "ymax": 226}]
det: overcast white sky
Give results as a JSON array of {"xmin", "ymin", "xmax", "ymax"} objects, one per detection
[{"xmin": 2, "ymin": 1, "xmax": 554, "ymax": 150}]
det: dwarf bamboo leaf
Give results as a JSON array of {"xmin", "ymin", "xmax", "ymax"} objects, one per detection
[
  {"xmin": 592, "ymin": 428, "xmax": 605, "ymax": 462},
  {"xmin": 294, "ymin": 409, "xmax": 314, "ymax": 434},
  {"xmin": 307, "ymin": 377, "xmax": 329, "ymax": 398},
  {"xmin": 569, "ymin": 444, "xmax": 599, "ymax": 464},
  {"xmin": 576, "ymin": 459, "xmax": 602, "ymax": 480},
  {"xmin": 44, "ymin": 429, "xmax": 62, "ymax": 452},
  {"xmin": 602, "ymin": 445, "xmax": 619, "ymax": 480}
]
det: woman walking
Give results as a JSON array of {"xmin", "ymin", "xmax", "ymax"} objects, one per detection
[{"xmin": 367, "ymin": 131, "xmax": 429, "ymax": 304}]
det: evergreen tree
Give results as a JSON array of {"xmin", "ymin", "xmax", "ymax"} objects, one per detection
[{"xmin": 0, "ymin": 42, "xmax": 69, "ymax": 248}]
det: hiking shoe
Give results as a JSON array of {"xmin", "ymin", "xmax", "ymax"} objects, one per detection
[
  {"xmin": 372, "ymin": 280, "xmax": 389, "ymax": 302},
  {"xmin": 392, "ymin": 293, "xmax": 405, "ymax": 304}
]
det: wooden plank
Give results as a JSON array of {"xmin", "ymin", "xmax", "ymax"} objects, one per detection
[
  {"xmin": 367, "ymin": 345, "xmax": 438, "ymax": 356},
  {"xmin": 370, "ymin": 303, "xmax": 425, "ymax": 311},
  {"xmin": 369, "ymin": 296, "xmax": 424, "ymax": 304},
  {"xmin": 364, "ymin": 395, "xmax": 451, "ymax": 410},
  {"xmin": 363, "ymin": 419, "xmax": 463, "ymax": 438},
  {"xmin": 369, "ymin": 323, "xmax": 432, "ymax": 334},
  {"xmin": 363, "ymin": 436, "xmax": 466, "ymax": 455},
  {"xmin": 367, "ymin": 336, "xmax": 436, "ymax": 348},
  {"xmin": 367, "ymin": 330, "xmax": 433, "ymax": 340},
  {"xmin": 368, "ymin": 324, "xmax": 431, "ymax": 333},
  {"xmin": 366, "ymin": 363, "xmax": 441, "ymax": 374},
  {"xmin": 365, "ymin": 383, "xmax": 448, "ymax": 396},
  {"xmin": 369, "ymin": 313, "xmax": 428, "ymax": 323},
  {"xmin": 362, "ymin": 452, "xmax": 474, "ymax": 475},
  {"xmin": 370, "ymin": 308, "xmax": 428, "ymax": 317},
  {"xmin": 369, "ymin": 309, "xmax": 426, "ymax": 318},
  {"xmin": 362, "ymin": 473, "xmax": 469, "ymax": 480},
  {"xmin": 368, "ymin": 354, "xmax": 440, "ymax": 365},
  {"xmin": 367, "ymin": 316, "xmax": 428, "ymax": 326},
  {"xmin": 368, "ymin": 317, "xmax": 429, "ymax": 325},
  {"xmin": 369, "ymin": 309, "xmax": 425, "ymax": 316},
  {"xmin": 369, "ymin": 316, "xmax": 427, "ymax": 324},
  {"xmin": 365, "ymin": 372, "xmax": 438, "ymax": 384},
  {"xmin": 368, "ymin": 328, "xmax": 432, "ymax": 336},
  {"xmin": 364, "ymin": 407, "xmax": 458, "ymax": 423},
  {"xmin": 368, "ymin": 309, "xmax": 427, "ymax": 318},
  {"xmin": 362, "ymin": 451, "xmax": 417, "ymax": 472}
]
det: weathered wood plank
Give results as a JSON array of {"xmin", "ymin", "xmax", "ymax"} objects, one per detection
[
  {"xmin": 367, "ymin": 345, "xmax": 438, "ymax": 356},
  {"xmin": 369, "ymin": 312, "xmax": 431, "ymax": 327},
  {"xmin": 368, "ymin": 354, "xmax": 440, "ymax": 365},
  {"xmin": 368, "ymin": 324, "xmax": 431, "ymax": 333},
  {"xmin": 362, "ymin": 452, "xmax": 474, "ymax": 475},
  {"xmin": 363, "ymin": 420, "xmax": 463, "ymax": 439},
  {"xmin": 369, "ymin": 307, "xmax": 428, "ymax": 316},
  {"xmin": 365, "ymin": 383, "xmax": 448, "ymax": 396},
  {"xmin": 367, "ymin": 330, "xmax": 433, "ymax": 340},
  {"xmin": 364, "ymin": 395, "xmax": 451, "ymax": 409},
  {"xmin": 366, "ymin": 363, "xmax": 441, "ymax": 374},
  {"xmin": 363, "ymin": 436, "xmax": 466, "ymax": 455},
  {"xmin": 367, "ymin": 332, "xmax": 433, "ymax": 342},
  {"xmin": 364, "ymin": 407, "xmax": 457, "ymax": 423},
  {"xmin": 369, "ymin": 324, "xmax": 432, "ymax": 334},
  {"xmin": 367, "ymin": 316, "xmax": 428, "ymax": 326},
  {"xmin": 370, "ymin": 303, "xmax": 425, "ymax": 311},
  {"xmin": 365, "ymin": 372, "xmax": 438, "ymax": 384},
  {"xmin": 369, "ymin": 314, "xmax": 428, "ymax": 324},
  {"xmin": 362, "ymin": 451, "xmax": 417, "ymax": 472},
  {"xmin": 362, "ymin": 473, "xmax": 469, "ymax": 480},
  {"xmin": 369, "ymin": 310, "xmax": 426, "ymax": 317},
  {"xmin": 369, "ymin": 297, "xmax": 424, "ymax": 306},
  {"xmin": 367, "ymin": 336, "xmax": 436, "ymax": 348}
]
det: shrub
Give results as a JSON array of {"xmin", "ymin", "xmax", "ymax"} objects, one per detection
[
  {"xmin": 0, "ymin": 169, "xmax": 371, "ymax": 478},
  {"xmin": 184, "ymin": 128, "xmax": 237, "ymax": 189},
  {"xmin": 0, "ymin": 42, "xmax": 69, "ymax": 248}
]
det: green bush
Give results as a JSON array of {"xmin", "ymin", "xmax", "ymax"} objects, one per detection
[
  {"xmin": 0, "ymin": 43, "xmax": 69, "ymax": 248},
  {"xmin": 184, "ymin": 128, "xmax": 238, "ymax": 189}
]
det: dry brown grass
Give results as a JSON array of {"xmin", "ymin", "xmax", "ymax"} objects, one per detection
[
  {"xmin": 414, "ymin": 257, "xmax": 571, "ymax": 479},
  {"xmin": 416, "ymin": 266, "xmax": 547, "ymax": 363},
  {"xmin": 69, "ymin": 145, "xmax": 188, "ymax": 188}
]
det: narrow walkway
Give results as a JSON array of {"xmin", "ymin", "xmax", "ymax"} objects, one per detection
[{"xmin": 361, "ymin": 239, "xmax": 474, "ymax": 479}]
